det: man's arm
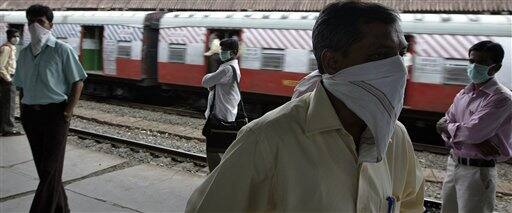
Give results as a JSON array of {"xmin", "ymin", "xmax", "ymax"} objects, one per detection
[
  {"xmin": 186, "ymin": 126, "xmax": 275, "ymax": 212},
  {"xmin": 0, "ymin": 46, "xmax": 11, "ymax": 82},
  {"xmin": 62, "ymin": 46, "xmax": 87, "ymax": 121},
  {"xmin": 64, "ymin": 81, "xmax": 83, "ymax": 121},
  {"xmin": 201, "ymin": 66, "xmax": 232, "ymax": 88},
  {"xmin": 446, "ymin": 95, "xmax": 511, "ymax": 144},
  {"xmin": 437, "ymin": 95, "xmax": 460, "ymax": 141}
]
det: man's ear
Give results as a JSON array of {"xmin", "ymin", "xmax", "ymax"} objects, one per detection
[
  {"xmin": 321, "ymin": 50, "xmax": 339, "ymax": 75},
  {"xmin": 488, "ymin": 64, "xmax": 502, "ymax": 76}
]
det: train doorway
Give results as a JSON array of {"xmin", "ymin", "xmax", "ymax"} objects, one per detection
[
  {"xmin": 81, "ymin": 26, "xmax": 103, "ymax": 73},
  {"xmin": 204, "ymin": 29, "xmax": 241, "ymax": 74}
]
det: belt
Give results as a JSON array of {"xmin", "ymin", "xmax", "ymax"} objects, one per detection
[
  {"xmin": 22, "ymin": 102, "xmax": 67, "ymax": 111},
  {"xmin": 453, "ymin": 155, "xmax": 496, "ymax": 167}
]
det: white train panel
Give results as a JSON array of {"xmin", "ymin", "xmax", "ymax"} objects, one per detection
[
  {"xmin": 243, "ymin": 28, "xmax": 312, "ymax": 50},
  {"xmin": 283, "ymin": 49, "xmax": 311, "ymax": 73},
  {"xmin": 240, "ymin": 47, "xmax": 262, "ymax": 70},
  {"xmin": 0, "ymin": 23, "xmax": 7, "ymax": 44},
  {"xmin": 52, "ymin": 24, "xmax": 81, "ymax": 54},
  {"xmin": 492, "ymin": 37, "xmax": 512, "ymax": 89},
  {"xmin": 103, "ymin": 25, "xmax": 144, "ymax": 75},
  {"xmin": 158, "ymin": 27, "xmax": 206, "ymax": 64}
]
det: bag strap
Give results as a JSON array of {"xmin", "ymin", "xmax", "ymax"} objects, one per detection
[{"xmin": 229, "ymin": 65, "xmax": 247, "ymax": 118}]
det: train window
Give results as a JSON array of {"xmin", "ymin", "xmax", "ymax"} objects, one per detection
[
  {"xmin": 308, "ymin": 52, "xmax": 318, "ymax": 71},
  {"xmin": 117, "ymin": 42, "xmax": 132, "ymax": 58},
  {"xmin": 443, "ymin": 59, "xmax": 470, "ymax": 85},
  {"xmin": 168, "ymin": 44, "xmax": 187, "ymax": 63},
  {"xmin": 261, "ymin": 49, "xmax": 284, "ymax": 70}
]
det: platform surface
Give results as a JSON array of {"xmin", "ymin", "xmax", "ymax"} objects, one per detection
[{"xmin": 0, "ymin": 135, "xmax": 205, "ymax": 213}]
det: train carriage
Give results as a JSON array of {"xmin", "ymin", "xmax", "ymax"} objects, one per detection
[
  {"xmin": 0, "ymin": 11, "xmax": 153, "ymax": 82},
  {"xmin": 156, "ymin": 11, "xmax": 511, "ymax": 112},
  {"xmin": 0, "ymin": 11, "xmax": 510, "ymax": 115}
]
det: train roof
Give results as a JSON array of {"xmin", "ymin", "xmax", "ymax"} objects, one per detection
[
  {"xmin": 160, "ymin": 11, "xmax": 512, "ymax": 37},
  {"xmin": 0, "ymin": 11, "xmax": 151, "ymax": 27},
  {"xmin": 1, "ymin": 11, "xmax": 510, "ymax": 36}
]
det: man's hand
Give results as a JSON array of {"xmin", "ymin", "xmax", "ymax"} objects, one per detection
[
  {"xmin": 63, "ymin": 110, "xmax": 73, "ymax": 122},
  {"xmin": 476, "ymin": 140, "xmax": 501, "ymax": 157},
  {"xmin": 436, "ymin": 117, "xmax": 449, "ymax": 135},
  {"xmin": 0, "ymin": 76, "xmax": 11, "ymax": 84}
]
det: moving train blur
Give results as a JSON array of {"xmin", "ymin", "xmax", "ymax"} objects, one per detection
[{"xmin": 1, "ymin": 11, "xmax": 511, "ymax": 145}]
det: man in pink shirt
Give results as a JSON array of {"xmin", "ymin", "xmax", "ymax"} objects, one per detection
[{"xmin": 437, "ymin": 40, "xmax": 511, "ymax": 213}]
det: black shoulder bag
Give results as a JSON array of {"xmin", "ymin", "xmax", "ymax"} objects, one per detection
[{"xmin": 202, "ymin": 65, "xmax": 248, "ymax": 150}]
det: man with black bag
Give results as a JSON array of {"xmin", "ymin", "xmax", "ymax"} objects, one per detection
[{"xmin": 201, "ymin": 38, "xmax": 247, "ymax": 172}]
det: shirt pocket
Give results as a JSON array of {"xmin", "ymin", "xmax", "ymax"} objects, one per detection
[
  {"xmin": 362, "ymin": 162, "xmax": 395, "ymax": 213},
  {"xmin": 40, "ymin": 55, "xmax": 63, "ymax": 86}
]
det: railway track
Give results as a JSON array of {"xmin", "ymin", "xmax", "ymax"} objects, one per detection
[
  {"xmin": 81, "ymin": 95, "xmax": 204, "ymax": 119},
  {"xmin": 68, "ymin": 127, "xmax": 207, "ymax": 165},
  {"xmin": 79, "ymin": 96, "xmax": 454, "ymax": 155}
]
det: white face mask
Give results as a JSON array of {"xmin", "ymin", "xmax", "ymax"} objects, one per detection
[
  {"xmin": 10, "ymin": 37, "xmax": 20, "ymax": 45},
  {"xmin": 28, "ymin": 23, "xmax": 51, "ymax": 55},
  {"xmin": 322, "ymin": 55, "xmax": 407, "ymax": 161}
]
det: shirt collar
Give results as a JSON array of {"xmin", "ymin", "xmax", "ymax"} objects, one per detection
[
  {"xmin": 46, "ymin": 35, "xmax": 57, "ymax": 47},
  {"xmin": 305, "ymin": 83, "xmax": 345, "ymax": 135},
  {"xmin": 463, "ymin": 78, "xmax": 500, "ymax": 95},
  {"xmin": 222, "ymin": 59, "xmax": 238, "ymax": 66}
]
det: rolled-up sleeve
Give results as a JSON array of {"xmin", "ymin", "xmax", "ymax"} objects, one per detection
[
  {"xmin": 63, "ymin": 46, "xmax": 87, "ymax": 84},
  {"xmin": 441, "ymin": 97, "xmax": 459, "ymax": 142},
  {"xmin": 185, "ymin": 126, "xmax": 275, "ymax": 212},
  {"xmin": 447, "ymin": 95, "xmax": 512, "ymax": 144}
]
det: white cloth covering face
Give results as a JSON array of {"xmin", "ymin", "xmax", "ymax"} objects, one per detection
[
  {"xmin": 322, "ymin": 55, "xmax": 407, "ymax": 162},
  {"xmin": 292, "ymin": 70, "xmax": 321, "ymax": 99},
  {"xmin": 28, "ymin": 23, "xmax": 51, "ymax": 55}
]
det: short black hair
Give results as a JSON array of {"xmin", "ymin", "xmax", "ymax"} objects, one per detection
[
  {"xmin": 6, "ymin": 28, "xmax": 20, "ymax": 40},
  {"xmin": 312, "ymin": 1, "xmax": 399, "ymax": 73},
  {"xmin": 220, "ymin": 38, "xmax": 239, "ymax": 55},
  {"xmin": 469, "ymin": 40, "xmax": 505, "ymax": 65},
  {"xmin": 26, "ymin": 4, "xmax": 54, "ymax": 23}
]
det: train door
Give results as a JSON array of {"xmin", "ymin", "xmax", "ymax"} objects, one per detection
[
  {"xmin": 141, "ymin": 12, "xmax": 166, "ymax": 86},
  {"xmin": 204, "ymin": 29, "xmax": 241, "ymax": 74},
  {"xmin": 81, "ymin": 26, "xmax": 103, "ymax": 73}
]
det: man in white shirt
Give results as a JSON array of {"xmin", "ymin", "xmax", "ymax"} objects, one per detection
[
  {"xmin": 201, "ymin": 38, "xmax": 242, "ymax": 172},
  {"xmin": 0, "ymin": 28, "xmax": 23, "ymax": 136},
  {"xmin": 187, "ymin": 2, "xmax": 424, "ymax": 212}
]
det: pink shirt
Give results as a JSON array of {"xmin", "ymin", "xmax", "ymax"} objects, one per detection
[{"xmin": 442, "ymin": 78, "xmax": 512, "ymax": 161}]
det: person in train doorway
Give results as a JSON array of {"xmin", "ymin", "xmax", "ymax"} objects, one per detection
[
  {"xmin": 12, "ymin": 4, "xmax": 87, "ymax": 213},
  {"xmin": 201, "ymin": 38, "xmax": 244, "ymax": 172},
  {"xmin": 187, "ymin": 2, "xmax": 425, "ymax": 212},
  {"xmin": 204, "ymin": 33, "xmax": 222, "ymax": 74},
  {"xmin": 0, "ymin": 28, "xmax": 23, "ymax": 137},
  {"xmin": 437, "ymin": 40, "xmax": 511, "ymax": 213}
]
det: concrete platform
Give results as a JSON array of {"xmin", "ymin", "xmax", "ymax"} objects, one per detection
[
  {"xmin": 1, "ymin": 132, "xmax": 206, "ymax": 212},
  {"xmin": 67, "ymin": 164, "xmax": 205, "ymax": 212},
  {"xmin": 1, "ymin": 189, "xmax": 137, "ymax": 212}
]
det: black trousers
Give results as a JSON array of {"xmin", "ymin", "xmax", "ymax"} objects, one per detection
[
  {"xmin": 21, "ymin": 102, "xmax": 70, "ymax": 213},
  {"xmin": 205, "ymin": 139, "xmax": 223, "ymax": 172},
  {"xmin": 0, "ymin": 79, "xmax": 16, "ymax": 133}
]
